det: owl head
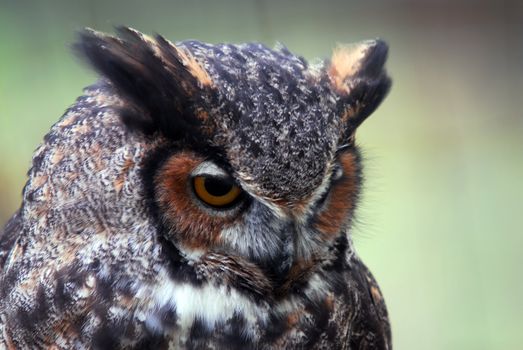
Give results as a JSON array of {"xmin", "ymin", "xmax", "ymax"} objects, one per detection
[
  {"xmin": 67, "ymin": 27, "xmax": 390, "ymax": 287},
  {"xmin": 0, "ymin": 27, "xmax": 392, "ymax": 347}
]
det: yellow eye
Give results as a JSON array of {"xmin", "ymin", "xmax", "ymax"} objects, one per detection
[{"xmin": 192, "ymin": 175, "xmax": 242, "ymax": 208}]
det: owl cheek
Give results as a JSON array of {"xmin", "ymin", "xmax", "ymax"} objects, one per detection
[
  {"xmin": 153, "ymin": 152, "xmax": 235, "ymax": 250},
  {"xmin": 313, "ymin": 152, "xmax": 359, "ymax": 237}
]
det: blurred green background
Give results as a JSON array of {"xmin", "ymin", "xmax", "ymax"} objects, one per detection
[{"xmin": 1, "ymin": 0, "xmax": 522, "ymax": 349}]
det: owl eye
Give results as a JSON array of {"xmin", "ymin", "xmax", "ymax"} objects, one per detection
[{"xmin": 192, "ymin": 175, "xmax": 242, "ymax": 208}]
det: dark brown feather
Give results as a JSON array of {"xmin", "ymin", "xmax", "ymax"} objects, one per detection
[{"xmin": 0, "ymin": 210, "xmax": 22, "ymax": 269}]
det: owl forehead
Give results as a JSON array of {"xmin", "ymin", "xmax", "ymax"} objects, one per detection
[{"xmin": 180, "ymin": 41, "xmax": 343, "ymax": 203}]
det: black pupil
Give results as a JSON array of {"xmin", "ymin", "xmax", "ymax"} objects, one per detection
[{"xmin": 204, "ymin": 177, "xmax": 233, "ymax": 197}]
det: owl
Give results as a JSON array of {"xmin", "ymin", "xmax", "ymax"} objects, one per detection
[{"xmin": 0, "ymin": 27, "xmax": 391, "ymax": 349}]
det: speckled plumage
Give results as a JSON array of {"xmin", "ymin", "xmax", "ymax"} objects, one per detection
[{"xmin": 0, "ymin": 28, "xmax": 391, "ymax": 349}]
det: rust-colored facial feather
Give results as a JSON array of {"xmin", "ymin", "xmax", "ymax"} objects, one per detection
[
  {"xmin": 154, "ymin": 152, "xmax": 236, "ymax": 250},
  {"xmin": 314, "ymin": 152, "xmax": 359, "ymax": 237}
]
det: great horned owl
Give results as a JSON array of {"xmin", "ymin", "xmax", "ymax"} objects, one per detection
[{"xmin": 0, "ymin": 28, "xmax": 391, "ymax": 349}]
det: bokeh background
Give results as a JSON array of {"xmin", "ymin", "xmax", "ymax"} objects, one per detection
[{"xmin": 1, "ymin": 0, "xmax": 522, "ymax": 349}]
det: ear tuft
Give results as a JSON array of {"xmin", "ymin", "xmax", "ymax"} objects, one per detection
[
  {"xmin": 329, "ymin": 40, "xmax": 391, "ymax": 139},
  {"xmin": 73, "ymin": 27, "xmax": 214, "ymax": 140},
  {"xmin": 154, "ymin": 34, "xmax": 214, "ymax": 89},
  {"xmin": 329, "ymin": 40, "xmax": 388, "ymax": 94}
]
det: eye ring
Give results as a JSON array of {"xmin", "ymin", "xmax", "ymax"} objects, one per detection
[{"xmin": 192, "ymin": 175, "xmax": 242, "ymax": 208}]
